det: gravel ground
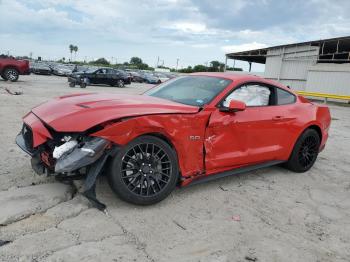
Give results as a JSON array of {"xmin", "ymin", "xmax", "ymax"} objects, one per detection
[{"xmin": 0, "ymin": 75, "xmax": 349, "ymax": 262}]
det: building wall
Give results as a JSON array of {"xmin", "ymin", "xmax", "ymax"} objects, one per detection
[
  {"xmin": 306, "ymin": 64, "xmax": 350, "ymax": 95},
  {"xmin": 264, "ymin": 45, "xmax": 319, "ymax": 91}
]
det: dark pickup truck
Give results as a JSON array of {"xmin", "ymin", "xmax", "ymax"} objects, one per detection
[
  {"xmin": 68, "ymin": 68, "xmax": 132, "ymax": 88},
  {"xmin": 0, "ymin": 58, "xmax": 30, "ymax": 82}
]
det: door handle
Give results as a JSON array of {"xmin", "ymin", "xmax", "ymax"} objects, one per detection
[{"xmin": 272, "ymin": 116, "xmax": 284, "ymax": 121}]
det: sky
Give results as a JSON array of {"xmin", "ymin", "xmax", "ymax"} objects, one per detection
[{"xmin": 1, "ymin": 0, "xmax": 350, "ymax": 71}]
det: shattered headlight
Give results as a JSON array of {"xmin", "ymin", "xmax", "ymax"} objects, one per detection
[{"xmin": 54, "ymin": 137, "xmax": 109, "ymax": 173}]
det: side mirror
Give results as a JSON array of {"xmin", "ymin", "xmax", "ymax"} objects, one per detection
[{"xmin": 220, "ymin": 99, "xmax": 246, "ymax": 112}]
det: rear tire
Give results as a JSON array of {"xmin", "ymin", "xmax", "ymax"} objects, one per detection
[
  {"xmin": 286, "ymin": 129, "xmax": 320, "ymax": 173},
  {"xmin": 4, "ymin": 68, "xmax": 19, "ymax": 82},
  {"xmin": 117, "ymin": 79, "xmax": 124, "ymax": 88},
  {"xmin": 107, "ymin": 135, "xmax": 179, "ymax": 205}
]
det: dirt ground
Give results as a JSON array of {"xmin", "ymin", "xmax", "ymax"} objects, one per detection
[{"xmin": 0, "ymin": 75, "xmax": 349, "ymax": 262}]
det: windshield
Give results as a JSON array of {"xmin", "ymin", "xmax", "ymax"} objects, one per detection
[{"xmin": 145, "ymin": 76, "xmax": 232, "ymax": 106}]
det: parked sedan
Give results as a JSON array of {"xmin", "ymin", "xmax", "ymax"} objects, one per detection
[
  {"xmin": 141, "ymin": 73, "xmax": 161, "ymax": 84},
  {"xmin": 152, "ymin": 72, "xmax": 170, "ymax": 82},
  {"xmin": 52, "ymin": 65, "xmax": 73, "ymax": 76},
  {"xmin": 68, "ymin": 68, "xmax": 131, "ymax": 88},
  {"xmin": 16, "ymin": 73, "xmax": 331, "ymax": 209},
  {"xmin": 129, "ymin": 71, "xmax": 145, "ymax": 83},
  {"xmin": 30, "ymin": 63, "xmax": 52, "ymax": 75}
]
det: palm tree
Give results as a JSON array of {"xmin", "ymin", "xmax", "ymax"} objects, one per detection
[
  {"xmin": 73, "ymin": 46, "xmax": 78, "ymax": 61},
  {"xmin": 69, "ymin": 44, "xmax": 74, "ymax": 61}
]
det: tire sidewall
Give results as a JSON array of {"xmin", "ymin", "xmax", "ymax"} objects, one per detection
[
  {"xmin": 108, "ymin": 135, "xmax": 179, "ymax": 205},
  {"xmin": 287, "ymin": 129, "xmax": 320, "ymax": 172},
  {"xmin": 5, "ymin": 68, "xmax": 19, "ymax": 82}
]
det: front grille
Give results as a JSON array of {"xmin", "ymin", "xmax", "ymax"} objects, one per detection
[{"xmin": 22, "ymin": 124, "xmax": 33, "ymax": 149}]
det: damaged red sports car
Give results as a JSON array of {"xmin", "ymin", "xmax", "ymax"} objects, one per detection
[{"xmin": 16, "ymin": 73, "xmax": 331, "ymax": 208}]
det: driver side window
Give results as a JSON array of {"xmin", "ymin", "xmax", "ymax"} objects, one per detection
[
  {"xmin": 97, "ymin": 69, "xmax": 106, "ymax": 74},
  {"xmin": 223, "ymin": 84, "xmax": 271, "ymax": 107}
]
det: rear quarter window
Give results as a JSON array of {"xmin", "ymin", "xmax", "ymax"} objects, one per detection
[{"xmin": 277, "ymin": 88, "xmax": 296, "ymax": 105}]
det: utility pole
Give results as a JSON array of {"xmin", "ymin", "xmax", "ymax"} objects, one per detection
[
  {"xmin": 156, "ymin": 56, "xmax": 160, "ymax": 68},
  {"xmin": 176, "ymin": 58, "xmax": 179, "ymax": 71}
]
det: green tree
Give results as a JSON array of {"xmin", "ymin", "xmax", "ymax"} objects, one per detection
[
  {"xmin": 130, "ymin": 57, "xmax": 143, "ymax": 65},
  {"xmin": 193, "ymin": 64, "xmax": 207, "ymax": 72},
  {"xmin": 90, "ymin": 57, "xmax": 110, "ymax": 65},
  {"xmin": 69, "ymin": 44, "xmax": 74, "ymax": 61},
  {"xmin": 73, "ymin": 46, "xmax": 78, "ymax": 61},
  {"xmin": 208, "ymin": 61, "xmax": 225, "ymax": 72}
]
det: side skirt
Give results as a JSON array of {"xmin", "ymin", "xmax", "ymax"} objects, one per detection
[{"xmin": 187, "ymin": 160, "xmax": 285, "ymax": 186}]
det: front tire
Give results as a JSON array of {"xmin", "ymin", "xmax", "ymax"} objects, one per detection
[
  {"xmin": 108, "ymin": 136, "xmax": 179, "ymax": 205},
  {"xmin": 4, "ymin": 68, "xmax": 19, "ymax": 82},
  {"xmin": 286, "ymin": 129, "xmax": 320, "ymax": 172}
]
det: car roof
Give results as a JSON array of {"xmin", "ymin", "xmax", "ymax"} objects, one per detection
[
  {"xmin": 190, "ymin": 72, "xmax": 293, "ymax": 92},
  {"xmin": 190, "ymin": 72, "xmax": 263, "ymax": 81}
]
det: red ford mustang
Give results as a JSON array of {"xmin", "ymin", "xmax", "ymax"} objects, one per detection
[{"xmin": 16, "ymin": 73, "xmax": 331, "ymax": 208}]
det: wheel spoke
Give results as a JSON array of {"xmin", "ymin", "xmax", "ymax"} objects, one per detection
[
  {"xmin": 297, "ymin": 135, "xmax": 319, "ymax": 168},
  {"xmin": 159, "ymin": 172, "xmax": 170, "ymax": 178},
  {"xmin": 120, "ymin": 142, "xmax": 172, "ymax": 197},
  {"xmin": 159, "ymin": 178, "xmax": 168, "ymax": 183},
  {"xmin": 146, "ymin": 177, "xmax": 151, "ymax": 196}
]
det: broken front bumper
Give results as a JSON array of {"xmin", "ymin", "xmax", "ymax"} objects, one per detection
[
  {"xmin": 16, "ymin": 120, "xmax": 118, "ymax": 210},
  {"xmin": 16, "ymin": 126, "xmax": 36, "ymax": 156},
  {"xmin": 54, "ymin": 137, "xmax": 110, "ymax": 173}
]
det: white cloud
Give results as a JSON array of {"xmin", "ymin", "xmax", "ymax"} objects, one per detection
[
  {"xmin": 221, "ymin": 42, "xmax": 268, "ymax": 53},
  {"xmin": 165, "ymin": 22, "xmax": 207, "ymax": 34},
  {"xmin": 1, "ymin": 0, "xmax": 350, "ymax": 69}
]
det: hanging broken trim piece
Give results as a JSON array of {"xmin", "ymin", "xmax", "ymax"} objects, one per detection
[{"xmin": 16, "ymin": 118, "xmax": 118, "ymax": 210}]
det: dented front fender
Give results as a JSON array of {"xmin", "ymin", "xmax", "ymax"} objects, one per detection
[{"xmin": 91, "ymin": 113, "xmax": 211, "ymax": 177}]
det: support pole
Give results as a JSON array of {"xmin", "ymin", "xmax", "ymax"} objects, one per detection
[
  {"xmin": 224, "ymin": 55, "xmax": 228, "ymax": 72},
  {"xmin": 248, "ymin": 62, "xmax": 252, "ymax": 72}
]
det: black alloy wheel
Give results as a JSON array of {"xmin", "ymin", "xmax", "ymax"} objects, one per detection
[
  {"xmin": 108, "ymin": 136, "xmax": 178, "ymax": 205},
  {"xmin": 298, "ymin": 135, "xmax": 319, "ymax": 168},
  {"xmin": 286, "ymin": 129, "xmax": 320, "ymax": 172}
]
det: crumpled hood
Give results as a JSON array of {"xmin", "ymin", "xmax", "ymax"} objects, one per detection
[{"xmin": 31, "ymin": 93, "xmax": 199, "ymax": 132}]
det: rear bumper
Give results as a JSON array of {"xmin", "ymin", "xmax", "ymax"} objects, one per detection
[
  {"xmin": 21, "ymin": 69, "xmax": 31, "ymax": 75},
  {"xmin": 319, "ymin": 129, "xmax": 329, "ymax": 152},
  {"xmin": 33, "ymin": 70, "xmax": 51, "ymax": 75},
  {"xmin": 125, "ymin": 78, "xmax": 132, "ymax": 84}
]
